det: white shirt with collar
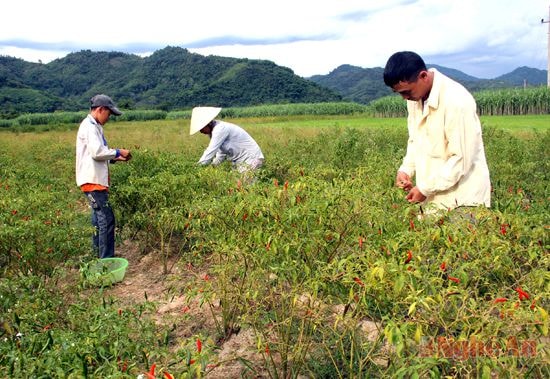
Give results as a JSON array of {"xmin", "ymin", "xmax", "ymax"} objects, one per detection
[
  {"xmin": 76, "ymin": 114, "xmax": 118, "ymax": 187},
  {"xmin": 198, "ymin": 121, "xmax": 264, "ymax": 167},
  {"xmin": 399, "ymin": 69, "xmax": 491, "ymax": 210}
]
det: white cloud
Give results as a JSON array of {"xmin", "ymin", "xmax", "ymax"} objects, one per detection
[{"xmin": 1, "ymin": 0, "xmax": 548, "ymax": 78}]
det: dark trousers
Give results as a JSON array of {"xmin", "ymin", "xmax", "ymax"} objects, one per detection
[{"xmin": 84, "ymin": 190, "xmax": 115, "ymax": 258}]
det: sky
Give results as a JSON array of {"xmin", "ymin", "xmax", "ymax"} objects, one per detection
[{"xmin": 1, "ymin": 0, "xmax": 549, "ymax": 79}]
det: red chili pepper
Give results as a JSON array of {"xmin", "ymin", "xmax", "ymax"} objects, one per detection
[
  {"xmin": 409, "ymin": 219, "xmax": 415, "ymax": 230},
  {"xmin": 242, "ymin": 213, "xmax": 248, "ymax": 221},
  {"xmin": 197, "ymin": 338, "xmax": 202, "ymax": 353},
  {"xmin": 448, "ymin": 276, "xmax": 460, "ymax": 283},
  {"xmin": 493, "ymin": 298, "xmax": 508, "ymax": 303},
  {"xmin": 500, "ymin": 224, "xmax": 508, "ymax": 235},
  {"xmin": 273, "ymin": 179, "xmax": 279, "ymax": 187},
  {"xmin": 11, "ymin": 210, "xmax": 17, "ymax": 215},
  {"xmin": 515, "ymin": 287, "xmax": 530, "ymax": 301},
  {"xmin": 145, "ymin": 363, "xmax": 156, "ymax": 379},
  {"xmin": 530, "ymin": 300, "xmax": 536, "ymax": 310},
  {"xmin": 404, "ymin": 250, "xmax": 412, "ymax": 264},
  {"xmin": 118, "ymin": 309, "xmax": 122, "ymax": 316},
  {"xmin": 358, "ymin": 236, "xmax": 363, "ymax": 249},
  {"xmin": 265, "ymin": 344, "xmax": 270, "ymax": 354},
  {"xmin": 440, "ymin": 262, "xmax": 447, "ymax": 271},
  {"xmin": 283, "ymin": 181, "xmax": 289, "ymax": 190},
  {"xmin": 164, "ymin": 372, "xmax": 175, "ymax": 379},
  {"xmin": 353, "ymin": 277, "xmax": 365, "ymax": 287}
]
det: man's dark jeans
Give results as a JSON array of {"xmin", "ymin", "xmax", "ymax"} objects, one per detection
[{"xmin": 84, "ymin": 190, "xmax": 115, "ymax": 258}]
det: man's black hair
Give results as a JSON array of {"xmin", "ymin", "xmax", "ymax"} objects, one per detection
[{"xmin": 383, "ymin": 51, "xmax": 427, "ymax": 87}]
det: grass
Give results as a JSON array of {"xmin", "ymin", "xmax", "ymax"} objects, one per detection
[
  {"xmin": 480, "ymin": 115, "xmax": 550, "ymax": 132},
  {"xmin": 2, "ymin": 114, "xmax": 546, "ymax": 163},
  {"xmin": 1, "ymin": 114, "xmax": 548, "ymax": 378}
]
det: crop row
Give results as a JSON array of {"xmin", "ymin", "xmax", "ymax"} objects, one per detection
[
  {"xmin": 2, "ymin": 87, "xmax": 550, "ymax": 130},
  {"xmin": 371, "ymin": 86, "xmax": 550, "ymax": 117},
  {"xmin": 0, "ymin": 123, "xmax": 548, "ymax": 377}
]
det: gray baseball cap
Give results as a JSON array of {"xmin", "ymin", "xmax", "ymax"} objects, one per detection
[{"xmin": 90, "ymin": 94, "xmax": 122, "ymax": 116}]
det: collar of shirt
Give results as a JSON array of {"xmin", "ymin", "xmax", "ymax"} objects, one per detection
[
  {"xmin": 425, "ymin": 68, "xmax": 442, "ymax": 111},
  {"xmin": 87, "ymin": 114, "xmax": 107, "ymax": 146}
]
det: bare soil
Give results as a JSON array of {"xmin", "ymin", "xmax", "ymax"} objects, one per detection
[{"xmin": 102, "ymin": 240, "xmax": 269, "ymax": 378}]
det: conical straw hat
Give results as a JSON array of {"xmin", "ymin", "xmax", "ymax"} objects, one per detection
[{"xmin": 189, "ymin": 106, "xmax": 222, "ymax": 135}]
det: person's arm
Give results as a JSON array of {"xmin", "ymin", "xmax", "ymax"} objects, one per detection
[
  {"xmin": 417, "ymin": 102, "xmax": 479, "ymax": 196},
  {"xmin": 113, "ymin": 149, "xmax": 132, "ymax": 161},
  {"xmin": 397, "ymin": 107, "xmax": 416, "ymax": 189},
  {"xmin": 87, "ymin": 125, "xmax": 117, "ymax": 161},
  {"xmin": 396, "ymin": 171, "xmax": 413, "ymax": 191},
  {"xmin": 198, "ymin": 125, "xmax": 229, "ymax": 165},
  {"xmin": 212, "ymin": 151, "xmax": 227, "ymax": 165}
]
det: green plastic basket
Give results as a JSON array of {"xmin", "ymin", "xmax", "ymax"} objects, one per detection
[{"xmin": 82, "ymin": 257, "xmax": 128, "ymax": 287}]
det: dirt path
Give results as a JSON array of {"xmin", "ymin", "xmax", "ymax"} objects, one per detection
[{"xmin": 103, "ymin": 241, "xmax": 267, "ymax": 378}]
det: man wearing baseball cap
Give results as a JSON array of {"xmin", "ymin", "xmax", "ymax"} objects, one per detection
[{"xmin": 76, "ymin": 94, "xmax": 131, "ymax": 259}]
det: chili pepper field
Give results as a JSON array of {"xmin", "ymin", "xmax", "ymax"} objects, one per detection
[{"xmin": 0, "ymin": 115, "xmax": 548, "ymax": 378}]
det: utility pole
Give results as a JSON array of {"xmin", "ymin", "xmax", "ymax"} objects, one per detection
[{"xmin": 543, "ymin": 4, "xmax": 550, "ymax": 87}]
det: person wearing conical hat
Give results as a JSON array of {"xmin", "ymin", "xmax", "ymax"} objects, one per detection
[{"xmin": 190, "ymin": 106, "xmax": 264, "ymax": 174}]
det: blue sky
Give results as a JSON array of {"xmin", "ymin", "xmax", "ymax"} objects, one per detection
[{"xmin": 1, "ymin": 0, "xmax": 548, "ymax": 79}]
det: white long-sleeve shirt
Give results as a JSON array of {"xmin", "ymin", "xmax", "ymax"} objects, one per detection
[
  {"xmin": 75, "ymin": 115, "xmax": 118, "ymax": 187},
  {"xmin": 399, "ymin": 69, "xmax": 491, "ymax": 210},
  {"xmin": 198, "ymin": 121, "xmax": 264, "ymax": 167}
]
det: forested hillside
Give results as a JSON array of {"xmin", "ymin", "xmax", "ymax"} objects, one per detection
[
  {"xmin": 1, "ymin": 45, "xmax": 547, "ymax": 116},
  {"xmin": 309, "ymin": 64, "xmax": 548, "ymax": 104},
  {"xmin": 0, "ymin": 47, "xmax": 341, "ymax": 117}
]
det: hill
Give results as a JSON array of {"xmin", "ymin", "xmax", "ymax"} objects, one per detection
[
  {"xmin": 0, "ymin": 47, "xmax": 341, "ymax": 117},
  {"xmin": 1, "ymin": 46, "xmax": 547, "ymax": 115},
  {"xmin": 494, "ymin": 66, "xmax": 548, "ymax": 86},
  {"xmin": 308, "ymin": 64, "xmax": 548, "ymax": 104}
]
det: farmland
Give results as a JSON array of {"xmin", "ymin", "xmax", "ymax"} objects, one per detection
[{"xmin": 0, "ymin": 114, "xmax": 549, "ymax": 378}]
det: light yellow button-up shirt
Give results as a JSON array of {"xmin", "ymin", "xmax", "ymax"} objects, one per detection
[{"xmin": 399, "ymin": 69, "xmax": 491, "ymax": 210}]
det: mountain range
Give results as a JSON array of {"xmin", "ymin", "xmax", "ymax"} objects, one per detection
[
  {"xmin": 308, "ymin": 64, "xmax": 548, "ymax": 105},
  {"xmin": 0, "ymin": 46, "xmax": 547, "ymax": 117}
]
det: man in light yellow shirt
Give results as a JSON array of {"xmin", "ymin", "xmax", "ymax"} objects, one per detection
[{"xmin": 383, "ymin": 51, "xmax": 491, "ymax": 212}]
